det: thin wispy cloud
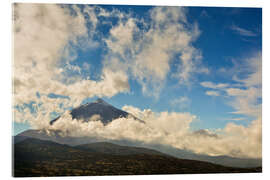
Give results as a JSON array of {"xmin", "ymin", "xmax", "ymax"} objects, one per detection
[
  {"xmin": 231, "ymin": 24, "xmax": 257, "ymax": 37},
  {"xmin": 201, "ymin": 81, "xmax": 229, "ymax": 89},
  {"xmin": 170, "ymin": 96, "xmax": 191, "ymax": 110},
  {"xmin": 228, "ymin": 117, "xmax": 246, "ymax": 121},
  {"xmin": 205, "ymin": 91, "xmax": 220, "ymax": 96},
  {"xmin": 221, "ymin": 117, "xmax": 246, "ymax": 121}
]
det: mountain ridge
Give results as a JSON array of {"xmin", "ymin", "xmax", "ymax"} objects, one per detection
[{"xmin": 75, "ymin": 141, "xmax": 169, "ymax": 156}]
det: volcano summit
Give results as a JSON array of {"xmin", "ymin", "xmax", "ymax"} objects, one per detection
[{"xmin": 50, "ymin": 98, "xmax": 142, "ymax": 126}]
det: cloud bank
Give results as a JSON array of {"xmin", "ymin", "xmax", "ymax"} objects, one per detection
[{"xmin": 49, "ymin": 105, "xmax": 261, "ymax": 159}]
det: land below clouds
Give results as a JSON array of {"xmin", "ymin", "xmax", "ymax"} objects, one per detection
[
  {"xmin": 14, "ymin": 129, "xmax": 262, "ymax": 169},
  {"xmin": 13, "ymin": 136, "xmax": 261, "ymax": 177}
]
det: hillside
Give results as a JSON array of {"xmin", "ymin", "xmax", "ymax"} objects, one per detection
[
  {"xmin": 75, "ymin": 142, "xmax": 167, "ymax": 156},
  {"xmin": 13, "ymin": 138, "xmax": 261, "ymax": 177},
  {"xmin": 15, "ymin": 130, "xmax": 262, "ymax": 168}
]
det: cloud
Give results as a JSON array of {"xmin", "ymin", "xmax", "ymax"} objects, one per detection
[
  {"xmin": 225, "ymin": 53, "xmax": 262, "ymax": 118},
  {"xmin": 13, "ymin": 4, "xmax": 130, "ymax": 128},
  {"xmin": 195, "ymin": 52, "xmax": 261, "ymax": 158},
  {"xmin": 205, "ymin": 91, "xmax": 220, "ymax": 96},
  {"xmin": 200, "ymin": 81, "xmax": 229, "ymax": 89},
  {"xmin": 13, "ymin": 3, "xmax": 87, "ymax": 126},
  {"xmin": 235, "ymin": 52, "xmax": 262, "ymax": 87},
  {"xmin": 103, "ymin": 6, "xmax": 208, "ymax": 98},
  {"xmin": 82, "ymin": 62, "xmax": 91, "ymax": 70},
  {"xmin": 48, "ymin": 105, "xmax": 261, "ymax": 159},
  {"xmin": 201, "ymin": 52, "xmax": 261, "ymax": 118},
  {"xmin": 226, "ymin": 87, "xmax": 261, "ymax": 118},
  {"xmin": 193, "ymin": 129, "xmax": 218, "ymax": 138},
  {"xmin": 200, "ymin": 81, "xmax": 229, "ymax": 96},
  {"xmin": 170, "ymin": 96, "xmax": 191, "ymax": 110},
  {"xmin": 122, "ymin": 105, "xmax": 196, "ymax": 136},
  {"xmin": 226, "ymin": 117, "xmax": 246, "ymax": 121},
  {"xmin": 197, "ymin": 52, "xmax": 261, "ymax": 157},
  {"xmin": 231, "ymin": 24, "xmax": 257, "ymax": 37},
  {"xmin": 14, "ymin": 5, "xmax": 207, "ymax": 104}
]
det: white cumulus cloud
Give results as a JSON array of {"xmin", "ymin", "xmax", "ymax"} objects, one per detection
[
  {"xmin": 48, "ymin": 105, "xmax": 261, "ymax": 159},
  {"xmin": 13, "ymin": 4, "xmax": 130, "ymax": 127},
  {"xmin": 103, "ymin": 6, "xmax": 208, "ymax": 98}
]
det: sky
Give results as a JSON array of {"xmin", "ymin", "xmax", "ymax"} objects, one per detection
[{"xmin": 13, "ymin": 4, "xmax": 262, "ymax": 158}]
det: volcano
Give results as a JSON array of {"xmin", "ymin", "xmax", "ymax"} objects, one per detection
[{"xmin": 50, "ymin": 98, "xmax": 142, "ymax": 125}]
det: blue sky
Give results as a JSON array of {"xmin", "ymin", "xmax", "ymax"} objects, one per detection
[
  {"xmin": 13, "ymin": 4, "xmax": 262, "ymax": 147},
  {"xmin": 76, "ymin": 6, "xmax": 262, "ymax": 129}
]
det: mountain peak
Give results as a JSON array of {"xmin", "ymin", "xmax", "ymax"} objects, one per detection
[
  {"xmin": 94, "ymin": 98, "xmax": 107, "ymax": 104},
  {"xmin": 51, "ymin": 98, "xmax": 130, "ymax": 125},
  {"xmin": 50, "ymin": 98, "xmax": 143, "ymax": 126}
]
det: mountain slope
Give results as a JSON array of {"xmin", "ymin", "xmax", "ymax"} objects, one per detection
[
  {"xmin": 75, "ymin": 142, "xmax": 167, "ymax": 156},
  {"xmin": 13, "ymin": 136, "xmax": 29, "ymax": 144},
  {"xmin": 15, "ymin": 129, "xmax": 104, "ymax": 146},
  {"xmin": 14, "ymin": 129, "xmax": 262, "ymax": 168},
  {"xmin": 146, "ymin": 143, "xmax": 262, "ymax": 168},
  {"xmin": 13, "ymin": 138, "xmax": 261, "ymax": 177}
]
